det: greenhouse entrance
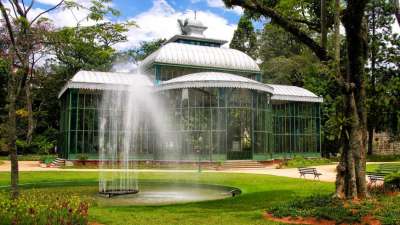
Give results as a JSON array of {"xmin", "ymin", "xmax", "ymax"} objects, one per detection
[{"xmin": 226, "ymin": 107, "xmax": 253, "ymax": 160}]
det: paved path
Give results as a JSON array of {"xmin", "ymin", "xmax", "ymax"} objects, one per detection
[
  {"xmin": 0, "ymin": 160, "xmax": 396, "ymax": 183},
  {"xmin": 0, "ymin": 160, "xmax": 338, "ymax": 182}
]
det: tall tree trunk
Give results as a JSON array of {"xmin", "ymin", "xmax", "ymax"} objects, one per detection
[
  {"xmin": 368, "ymin": 5, "xmax": 377, "ymax": 156},
  {"xmin": 367, "ymin": 128, "xmax": 374, "ymax": 155},
  {"xmin": 394, "ymin": 0, "xmax": 400, "ymax": 25},
  {"xmin": 7, "ymin": 77, "xmax": 19, "ymax": 199},
  {"xmin": 333, "ymin": 0, "xmax": 341, "ymax": 71},
  {"xmin": 336, "ymin": 0, "xmax": 369, "ymax": 199},
  {"xmin": 26, "ymin": 84, "xmax": 35, "ymax": 145},
  {"xmin": 321, "ymin": 0, "xmax": 328, "ymax": 49}
]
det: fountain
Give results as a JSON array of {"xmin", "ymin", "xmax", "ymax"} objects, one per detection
[
  {"xmin": 98, "ymin": 75, "xmax": 171, "ymax": 197},
  {"xmin": 96, "ymin": 73, "xmax": 241, "ymax": 203}
]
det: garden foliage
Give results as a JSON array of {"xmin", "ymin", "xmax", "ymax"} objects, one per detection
[{"xmin": 0, "ymin": 190, "xmax": 89, "ymax": 225}]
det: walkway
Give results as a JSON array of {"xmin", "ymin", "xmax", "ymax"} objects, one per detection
[
  {"xmin": 0, "ymin": 160, "xmax": 395, "ymax": 183},
  {"xmin": 0, "ymin": 160, "xmax": 338, "ymax": 182}
]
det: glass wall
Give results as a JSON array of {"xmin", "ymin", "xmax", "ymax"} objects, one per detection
[
  {"xmin": 59, "ymin": 89, "xmax": 321, "ymax": 160},
  {"xmin": 272, "ymin": 101, "xmax": 321, "ymax": 158},
  {"xmin": 59, "ymin": 89, "xmax": 101, "ymax": 159},
  {"xmin": 161, "ymin": 87, "xmax": 273, "ymax": 160},
  {"xmin": 156, "ymin": 65, "xmax": 261, "ymax": 83}
]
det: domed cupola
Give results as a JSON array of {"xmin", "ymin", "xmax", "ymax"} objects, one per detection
[{"xmin": 165, "ymin": 17, "xmax": 228, "ymax": 47}]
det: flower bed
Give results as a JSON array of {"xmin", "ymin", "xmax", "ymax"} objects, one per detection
[{"xmin": 0, "ymin": 190, "xmax": 89, "ymax": 225}]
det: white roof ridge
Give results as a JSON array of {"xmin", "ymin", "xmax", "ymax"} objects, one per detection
[
  {"xmin": 58, "ymin": 70, "xmax": 153, "ymax": 98},
  {"xmin": 158, "ymin": 72, "xmax": 273, "ymax": 93},
  {"xmin": 139, "ymin": 42, "xmax": 260, "ymax": 73},
  {"xmin": 267, "ymin": 83, "xmax": 323, "ymax": 103}
]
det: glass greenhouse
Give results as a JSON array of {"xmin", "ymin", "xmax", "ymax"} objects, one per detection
[{"xmin": 58, "ymin": 19, "xmax": 323, "ymax": 161}]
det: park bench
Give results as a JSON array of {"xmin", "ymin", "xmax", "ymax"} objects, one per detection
[
  {"xmin": 367, "ymin": 173, "xmax": 385, "ymax": 184},
  {"xmin": 366, "ymin": 163, "xmax": 400, "ymax": 184},
  {"xmin": 298, "ymin": 167, "xmax": 322, "ymax": 180}
]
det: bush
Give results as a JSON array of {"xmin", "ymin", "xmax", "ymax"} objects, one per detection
[
  {"xmin": 39, "ymin": 155, "xmax": 56, "ymax": 164},
  {"xmin": 367, "ymin": 155, "xmax": 400, "ymax": 162},
  {"xmin": 278, "ymin": 156, "xmax": 332, "ymax": 168},
  {"xmin": 77, "ymin": 154, "xmax": 89, "ymax": 161},
  {"xmin": 376, "ymin": 196, "xmax": 400, "ymax": 225},
  {"xmin": 0, "ymin": 190, "xmax": 89, "ymax": 225},
  {"xmin": 77, "ymin": 154, "xmax": 89, "ymax": 165},
  {"xmin": 268, "ymin": 194, "xmax": 373, "ymax": 224},
  {"xmin": 385, "ymin": 172, "xmax": 400, "ymax": 191}
]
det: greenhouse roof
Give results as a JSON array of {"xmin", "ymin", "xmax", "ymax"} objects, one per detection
[
  {"xmin": 58, "ymin": 71, "xmax": 153, "ymax": 98},
  {"xmin": 59, "ymin": 71, "xmax": 323, "ymax": 103},
  {"xmin": 268, "ymin": 84, "xmax": 323, "ymax": 103},
  {"xmin": 157, "ymin": 72, "xmax": 273, "ymax": 93},
  {"xmin": 139, "ymin": 42, "xmax": 260, "ymax": 73}
]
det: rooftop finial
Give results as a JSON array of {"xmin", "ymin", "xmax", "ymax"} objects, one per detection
[{"xmin": 177, "ymin": 16, "xmax": 207, "ymax": 37}]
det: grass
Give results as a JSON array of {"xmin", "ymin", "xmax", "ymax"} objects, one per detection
[
  {"xmin": 0, "ymin": 171, "xmax": 397, "ymax": 225},
  {"xmin": 0, "ymin": 154, "xmax": 57, "ymax": 161},
  {"xmin": 269, "ymin": 194, "xmax": 400, "ymax": 225},
  {"xmin": 0, "ymin": 161, "xmax": 3, "ymax": 166},
  {"xmin": 367, "ymin": 155, "xmax": 400, "ymax": 162},
  {"xmin": 366, "ymin": 163, "xmax": 400, "ymax": 173},
  {"xmin": 279, "ymin": 156, "xmax": 333, "ymax": 168},
  {"xmin": 0, "ymin": 171, "xmax": 333, "ymax": 225}
]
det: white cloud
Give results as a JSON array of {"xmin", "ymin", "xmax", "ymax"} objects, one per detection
[
  {"xmin": 205, "ymin": 0, "xmax": 243, "ymax": 15},
  {"xmin": 36, "ymin": 0, "xmax": 60, "ymax": 5},
  {"xmin": 26, "ymin": 0, "xmax": 109, "ymax": 27},
  {"xmin": 114, "ymin": 0, "xmax": 237, "ymax": 50},
  {"xmin": 206, "ymin": 0, "xmax": 225, "ymax": 8}
]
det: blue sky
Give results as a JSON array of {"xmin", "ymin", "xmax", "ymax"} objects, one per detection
[
  {"xmin": 29, "ymin": 0, "xmax": 244, "ymax": 50},
  {"xmin": 14, "ymin": 0, "xmax": 400, "ymax": 51},
  {"xmin": 112, "ymin": 0, "xmax": 241, "ymax": 23}
]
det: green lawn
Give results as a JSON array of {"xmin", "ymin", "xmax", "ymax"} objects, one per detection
[
  {"xmin": 366, "ymin": 163, "xmax": 400, "ymax": 173},
  {"xmin": 0, "ymin": 171, "xmax": 333, "ymax": 225},
  {"xmin": 0, "ymin": 154, "xmax": 57, "ymax": 161}
]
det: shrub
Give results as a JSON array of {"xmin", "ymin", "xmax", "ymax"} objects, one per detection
[
  {"xmin": 268, "ymin": 194, "xmax": 374, "ymax": 224},
  {"xmin": 39, "ymin": 155, "xmax": 56, "ymax": 164},
  {"xmin": 385, "ymin": 172, "xmax": 400, "ymax": 191},
  {"xmin": 376, "ymin": 196, "xmax": 400, "ymax": 225},
  {"xmin": 367, "ymin": 155, "xmax": 400, "ymax": 162},
  {"xmin": 77, "ymin": 154, "xmax": 89, "ymax": 165},
  {"xmin": 0, "ymin": 190, "xmax": 89, "ymax": 225},
  {"xmin": 77, "ymin": 154, "xmax": 89, "ymax": 161},
  {"xmin": 278, "ymin": 156, "xmax": 332, "ymax": 168}
]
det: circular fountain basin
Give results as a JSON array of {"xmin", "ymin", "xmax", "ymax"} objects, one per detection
[{"xmin": 96, "ymin": 181, "xmax": 241, "ymax": 206}]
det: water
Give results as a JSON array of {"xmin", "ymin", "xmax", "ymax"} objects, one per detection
[
  {"xmin": 98, "ymin": 74, "xmax": 175, "ymax": 195},
  {"xmin": 95, "ymin": 182, "xmax": 240, "ymax": 206}
]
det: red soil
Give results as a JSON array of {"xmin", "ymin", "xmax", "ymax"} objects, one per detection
[{"xmin": 263, "ymin": 212, "xmax": 382, "ymax": 225}]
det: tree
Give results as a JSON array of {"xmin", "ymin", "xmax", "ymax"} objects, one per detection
[
  {"xmin": 47, "ymin": 22, "xmax": 132, "ymax": 75},
  {"xmin": 230, "ymin": 15, "xmax": 258, "ymax": 58},
  {"xmin": 0, "ymin": 0, "xmax": 122, "ymax": 199},
  {"xmin": 0, "ymin": 0, "xmax": 63, "ymax": 199},
  {"xmin": 366, "ymin": 0, "xmax": 399, "ymax": 155},
  {"xmin": 393, "ymin": 0, "xmax": 400, "ymax": 24},
  {"xmin": 224, "ymin": 0, "xmax": 370, "ymax": 199}
]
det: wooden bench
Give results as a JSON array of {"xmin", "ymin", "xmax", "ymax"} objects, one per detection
[
  {"xmin": 367, "ymin": 173, "xmax": 385, "ymax": 184},
  {"xmin": 298, "ymin": 167, "xmax": 322, "ymax": 179},
  {"xmin": 366, "ymin": 163, "xmax": 400, "ymax": 185}
]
